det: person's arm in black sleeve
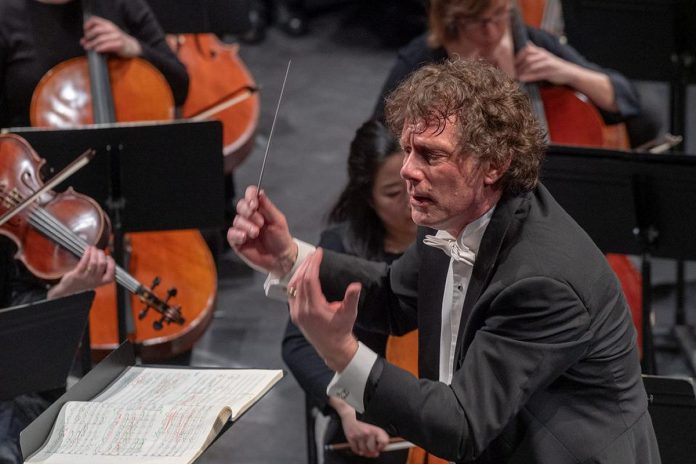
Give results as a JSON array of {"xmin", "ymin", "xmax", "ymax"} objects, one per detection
[
  {"xmin": 362, "ymin": 277, "xmax": 592, "ymax": 462},
  {"xmin": 121, "ymin": 0, "xmax": 189, "ymax": 106},
  {"xmin": 526, "ymin": 27, "xmax": 640, "ymax": 122}
]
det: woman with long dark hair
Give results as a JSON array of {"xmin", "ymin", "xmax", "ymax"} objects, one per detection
[{"xmin": 282, "ymin": 119, "xmax": 416, "ymax": 463}]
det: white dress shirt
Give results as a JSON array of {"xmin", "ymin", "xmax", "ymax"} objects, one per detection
[{"xmin": 264, "ymin": 208, "xmax": 494, "ymax": 413}]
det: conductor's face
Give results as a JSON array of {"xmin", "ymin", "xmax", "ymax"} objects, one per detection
[{"xmin": 399, "ymin": 117, "xmax": 501, "ymax": 237}]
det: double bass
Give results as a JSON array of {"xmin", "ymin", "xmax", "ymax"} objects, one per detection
[{"xmin": 28, "ymin": 0, "xmax": 216, "ymax": 362}]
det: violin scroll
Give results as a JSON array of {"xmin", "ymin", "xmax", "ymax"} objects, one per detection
[{"xmin": 136, "ymin": 277, "xmax": 185, "ymax": 330}]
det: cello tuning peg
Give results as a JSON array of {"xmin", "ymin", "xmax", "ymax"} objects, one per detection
[
  {"xmin": 150, "ymin": 276, "xmax": 161, "ymax": 289},
  {"xmin": 166, "ymin": 287, "xmax": 177, "ymax": 300},
  {"xmin": 153, "ymin": 316, "xmax": 164, "ymax": 331}
]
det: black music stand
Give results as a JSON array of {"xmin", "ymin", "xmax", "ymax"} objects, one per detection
[
  {"xmin": 561, "ymin": 0, "xmax": 696, "ymax": 146},
  {"xmin": 541, "ymin": 144, "xmax": 696, "ymax": 375},
  {"xmin": 144, "ymin": 0, "xmax": 252, "ymax": 35},
  {"xmin": 0, "ymin": 291, "xmax": 94, "ymax": 400},
  {"xmin": 643, "ymin": 374, "xmax": 696, "ymax": 463},
  {"xmin": 8, "ymin": 120, "xmax": 225, "ymax": 364}
]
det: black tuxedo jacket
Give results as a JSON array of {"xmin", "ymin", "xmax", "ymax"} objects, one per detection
[{"xmin": 319, "ymin": 185, "xmax": 660, "ymax": 463}]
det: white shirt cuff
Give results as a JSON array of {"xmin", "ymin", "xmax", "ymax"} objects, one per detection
[
  {"xmin": 263, "ymin": 238, "xmax": 316, "ymax": 301},
  {"xmin": 326, "ymin": 342, "xmax": 378, "ymax": 414}
]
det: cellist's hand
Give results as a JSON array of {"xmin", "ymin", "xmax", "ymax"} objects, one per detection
[
  {"xmin": 81, "ymin": 16, "xmax": 142, "ymax": 58},
  {"xmin": 515, "ymin": 43, "xmax": 576, "ymax": 86},
  {"xmin": 227, "ymin": 186, "xmax": 298, "ymax": 277},
  {"xmin": 48, "ymin": 246, "xmax": 115, "ymax": 299}
]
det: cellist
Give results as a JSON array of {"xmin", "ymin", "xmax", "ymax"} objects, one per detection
[
  {"xmin": 372, "ymin": 0, "xmax": 660, "ymax": 148},
  {"xmin": 0, "ymin": 0, "xmax": 188, "ymax": 128}
]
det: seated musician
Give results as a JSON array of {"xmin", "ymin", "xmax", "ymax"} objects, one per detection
[
  {"xmin": 0, "ymin": 0, "xmax": 188, "ymax": 128},
  {"xmin": 282, "ymin": 120, "xmax": 415, "ymax": 463},
  {"xmin": 0, "ymin": 238, "xmax": 114, "ymax": 464},
  {"xmin": 372, "ymin": 0, "xmax": 660, "ymax": 148}
]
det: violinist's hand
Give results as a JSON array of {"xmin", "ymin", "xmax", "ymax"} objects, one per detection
[
  {"xmin": 47, "ymin": 246, "xmax": 115, "ymax": 299},
  {"xmin": 288, "ymin": 248, "xmax": 360, "ymax": 373},
  {"xmin": 330, "ymin": 397, "xmax": 390, "ymax": 458},
  {"xmin": 227, "ymin": 186, "xmax": 297, "ymax": 277},
  {"xmin": 81, "ymin": 16, "xmax": 142, "ymax": 58},
  {"xmin": 515, "ymin": 43, "xmax": 576, "ymax": 86}
]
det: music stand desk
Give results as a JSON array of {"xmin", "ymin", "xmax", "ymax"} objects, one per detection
[
  {"xmin": 541, "ymin": 144, "xmax": 696, "ymax": 374},
  {"xmin": 21, "ymin": 341, "xmax": 282, "ymax": 462},
  {"xmin": 0, "ymin": 291, "xmax": 95, "ymax": 400}
]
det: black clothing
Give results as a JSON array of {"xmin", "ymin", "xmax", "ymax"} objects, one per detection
[
  {"xmin": 0, "ymin": 237, "xmax": 53, "ymax": 464},
  {"xmin": 372, "ymin": 30, "xmax": 654, "ymax": 145},
  {"xmin": 0, "ymin": 0, "xmax": 189, "ymax": 128},
  {"xmin": 0, "ymin": 237, "xmax": 47, "ymax": 308},
  {"xmin": 318, "ymin": 185, "xmax": 660, "ymax": 463},
  {"xmin": 282, "ymin": 223, "xmax": 406, "ymax": 464}
]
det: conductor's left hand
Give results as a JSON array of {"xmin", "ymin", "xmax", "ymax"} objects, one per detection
[{"xmin": 288, "ymin": 248, "xmax": 361, "ymax": 373}]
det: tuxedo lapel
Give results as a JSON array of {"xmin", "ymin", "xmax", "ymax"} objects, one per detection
[
  {"xmin": 417, "ymin": 228, "xmax": 450, "ymax": 381},
  {"xmin": 453, "ymin": 194, "xmax": 527, "ymax": 360}
]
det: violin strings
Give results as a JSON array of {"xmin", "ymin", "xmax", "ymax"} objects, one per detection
[
  {"xmin": 31, "ymin": 206, "xmax": 142, "ymax": 292},
  {"xmin": 5, "ymin": 189, "xmax": 142, "ymax": 293}
]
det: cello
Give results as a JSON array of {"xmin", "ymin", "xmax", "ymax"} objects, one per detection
[
  {"xmin": 168, "ymin": 33, "xmax": 260, "ymax": 173},
  {"xmin": 27, "ymin": 0, "xmax": 217, "ymax": 362},
  {"xmin": 511, "ymin": 3, "xmax": 643, "ymax": 352}
]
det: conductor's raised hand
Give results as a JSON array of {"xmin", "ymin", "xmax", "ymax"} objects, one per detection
[
  {"xmin": 227, "ymin": 186, "xmax": 297, "ymax": 276},
  {"xmin": 288, "ymin": 248, "xmax": 361, "ymax": 373}
]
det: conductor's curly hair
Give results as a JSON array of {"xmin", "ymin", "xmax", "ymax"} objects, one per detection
[{"xmin": 384, "ymin": 58, "xmax": 546, "ymax": 195}]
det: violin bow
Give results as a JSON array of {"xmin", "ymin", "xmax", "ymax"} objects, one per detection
[
  {"xmin": 257, "ymin": 59, "xmax": 292, "ymax": 193},
  {"xmin": 0, "ymin": 148, "xmax": 96, "ymax": 227}
]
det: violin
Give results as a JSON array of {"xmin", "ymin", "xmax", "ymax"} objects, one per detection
[
  {"xmin": 0, "ymin": 133, "xmax": 183, "ymax": 328},
  {"xmin": 25, "ymin": 0, "xmax": 217, "ymax": 362}
]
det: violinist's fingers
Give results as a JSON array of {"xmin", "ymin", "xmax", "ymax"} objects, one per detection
[
  {"xmin": 101, "ymin": 256, "xmax": 116, "ymax": 285},
  {"xmin": 76, "ymin": 247, "xmax": 92, "ymax": 275},
  {"xmin": 93, "ymin": 247, "xmax": 107, "ymax": 275}
]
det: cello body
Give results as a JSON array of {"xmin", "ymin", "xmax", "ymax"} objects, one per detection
[
  {"xmin": 170, "ymin": 33, "xmax": 260, "ymax": 173},
  {"xmin": 89, "ymin": 230, "xmax": 217, "ymax": 362},
  {"xmin": 30, "ymin": 56, "xmax": 174, "ymax": 127},
  {"xmin": 27, "ymin": 13, "xmax": 217, "ymax": 362}
]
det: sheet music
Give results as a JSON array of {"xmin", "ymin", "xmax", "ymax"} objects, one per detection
[
  {"xmin": 95, "ymin": 367, "xmax": 281, "ymax": 418},
  {"xmin": 26, "ymin": 367, "xmax": 283, "ymax": 464}
]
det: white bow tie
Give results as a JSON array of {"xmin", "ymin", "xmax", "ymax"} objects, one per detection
[{"xmin": 423, "ymin": 234, "xmax": 476, "ymax": 265}]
